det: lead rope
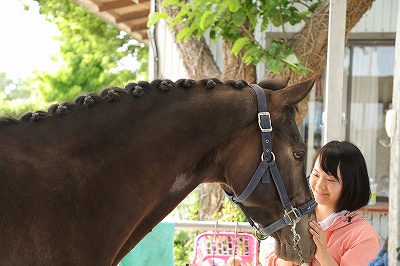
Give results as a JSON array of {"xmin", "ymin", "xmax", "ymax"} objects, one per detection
[
  {"xmin": 211, "ymin": 221, "xmax": 218, "ymax": 266},
  {"xmin": 233, "ymin": 222, "xmax": 238, "ymax": 265},
  {"xmin": 291, "ymin": 220, "xmax": 308, "ymax": 266}
]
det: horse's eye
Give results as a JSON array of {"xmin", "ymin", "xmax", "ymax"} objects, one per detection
[{"xmin": 293, "ymin": 151, "xmax": 305, "ymax": 160}]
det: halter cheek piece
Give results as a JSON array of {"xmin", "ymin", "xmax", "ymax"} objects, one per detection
[{"xmin": 223, "ymin": 84, "xmax": 316, "ymax": 239}]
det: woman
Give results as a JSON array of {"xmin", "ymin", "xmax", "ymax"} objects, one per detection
[{"xmin": 260, "ymin": 140, "xmax": 381, "ymax": 266}]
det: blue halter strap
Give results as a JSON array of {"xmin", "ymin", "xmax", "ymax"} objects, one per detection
[{"xmin": 223, "ymin": 84, "xmax": 316, "ymax": 237}]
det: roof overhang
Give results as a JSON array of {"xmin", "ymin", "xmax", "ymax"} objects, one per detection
[{"xmin": 73, "ymin": 0, "xmax": 150, "ymax": 45}]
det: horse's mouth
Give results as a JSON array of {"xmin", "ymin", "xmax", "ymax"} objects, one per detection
[{"xmin": 274, "ymin": 239, "xmax": 293, "ymax": 261}]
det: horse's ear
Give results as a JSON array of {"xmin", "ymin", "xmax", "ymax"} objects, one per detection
[
  {"xmin": 258, "ymin": 76, "xmax": 290, "ymax": 91},
  {"xmin": 274, "ymin": 74, "xmax": 319, "ymax": 106}
]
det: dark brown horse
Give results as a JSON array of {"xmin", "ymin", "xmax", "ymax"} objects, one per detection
[{"xmin": 0, "ymin": 75, "xmax": 317, "ymax": 265}]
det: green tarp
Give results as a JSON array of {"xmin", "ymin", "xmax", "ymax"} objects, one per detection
[{"xmin": 119, "ymin": 222, "xmax": 175, "ymax": 266}]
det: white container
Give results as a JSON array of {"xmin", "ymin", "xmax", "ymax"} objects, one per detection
[{"xmin": 369, "ymin": 179, "xmax": 377, "ymax": 205}]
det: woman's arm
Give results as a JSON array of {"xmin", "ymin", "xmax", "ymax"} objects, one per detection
[{"xmin": 339, "ymin": 226, "xmax": 381, "ymax": 265}]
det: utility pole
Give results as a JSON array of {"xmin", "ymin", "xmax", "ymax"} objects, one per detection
[
  {"xmin": 388, "ymin": 3, "xmax": 400, "ymax": 264},
  {"xmin": 323, "ymin": 0, "xmax": 347, "ymax": 143}
]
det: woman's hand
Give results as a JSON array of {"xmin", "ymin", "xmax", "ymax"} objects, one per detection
[
  {"xmin": 309, "ymin": 221, "xmax": 337, "ymax": 266},
  {"xmin": 276, "ymin": 259, "xmax": 295, "ymax": 266}
]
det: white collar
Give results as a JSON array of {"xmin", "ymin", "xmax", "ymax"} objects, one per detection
[{"xmin": 319, "ymin": 210, "xmax": 348, "ymax": 230}]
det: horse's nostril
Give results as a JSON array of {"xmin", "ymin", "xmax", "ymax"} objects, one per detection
[{"xmin": 293, "ymin": 151, "xmax": 305, "ymax": 160}]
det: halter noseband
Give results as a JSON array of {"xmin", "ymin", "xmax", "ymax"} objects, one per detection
[{"xmin": 223, "ymin": 84, "xmax": 316, "ymax": 238}]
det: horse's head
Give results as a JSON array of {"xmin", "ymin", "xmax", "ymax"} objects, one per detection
[{"xmin": 220, "ymin": 75, "xmax": 318, "ymax": 264}]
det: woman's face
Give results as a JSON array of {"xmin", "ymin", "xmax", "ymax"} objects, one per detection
[{"xmin": 309, "ymin": 157, "xmax": 343, "ymax": 209}]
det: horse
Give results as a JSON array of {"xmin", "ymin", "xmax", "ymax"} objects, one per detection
[{"xmin": 0, "ymin": 75, "xmax": 318, "ymax": 265}]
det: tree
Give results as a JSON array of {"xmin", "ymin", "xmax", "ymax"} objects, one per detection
[
  {"xmin": 150, "ymin": 0, "xmax": 375, "ymax": 220},
  {"xmin": 0, "ymin": 73, "xmax": 44, "ymax": 117},
  {"xmin": 1, "ymin": 1, "xmax": 148, "ymax": 117},
  {"xmin": 151, "ymin": 0, "xmax": 374, "ymax": 113},
  {"xmin": 30, "ymin": 0, "xmax": 149, "ymax": 103}
]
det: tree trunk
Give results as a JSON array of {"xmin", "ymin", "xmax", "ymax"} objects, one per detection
[
  {"xmin": 221, "ymin": 39, "xmax": 257, "ymax": 83},
  {"xmin": 162, "ymin": 0, "xmax": 375, "ymax": 220},
  {"xmin": 163, "ymin": 3, "xmax": 258, "ymax": 221},
  {"xmin": 198, "ymin": 183, "xmax": 225, "ymax": 221},
  {"xmin": 163, "ymin": 5, "xmax": 221, "ymax": 80},
  {"xmin": 266, "ymin": 0, "xmax": 375, "ymax": 124}
]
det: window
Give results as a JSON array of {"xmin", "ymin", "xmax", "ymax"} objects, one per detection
[{"xmin": 303, "ymin": 42, "xmax": 394, "ymax": 199}]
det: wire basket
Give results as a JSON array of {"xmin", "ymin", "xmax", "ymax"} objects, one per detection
[{"xmin": 191, "ymin": 232, "xmax": 259, "ymax": 266}]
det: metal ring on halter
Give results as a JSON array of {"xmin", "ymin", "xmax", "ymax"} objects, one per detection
[
  {"xmin": 255, "ymin": 229, "xmax": 269, "ymax": 241},
  {"xmin": 261, "ymin": 151, "xmax": 276, "ymax": 162}
]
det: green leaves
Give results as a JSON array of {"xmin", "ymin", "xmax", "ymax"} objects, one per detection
[
  {"xmin": 267, "ymin": 59, "xmax": 284, "ymax": 73},
  {"xmin": 228, "ymin": 0, "xmax": 241, "ymax": 12},
  {"xmin": 161, "ymin": 0, "xmax": 182, "ymax": 7},
  {"xmin": 232, "ymin": 37, "xmax": 252, "ymax": 56},
  {"xmin": 156, "ymin": 0, "xmax": 321, "ymax": 73},
  {"xmin": 267, "ymin": 42, "xmax": 282, "ymax": 57},
  {"xmin": 200, "ymin": 11, "xmax": 213, "ymax": 30},
  {"xmin": 147, "ymin": 12, "xmax": 169, "ymax": 27},
  {"xmin": 232, "ymin": 38, "xmax": 260, "ymax": 65},
  {"xmin": 232, "ymin": 10, "xmax": 247, "ymax": 26},
  {"xmin": 282, "ymin": 51, "xmax": 300, "ymax": 67},
  {"xmin": 29, "ymin": 0, "xmax": 148, "ymax": 103},
  {"xmin": 176, "ymin": 27, "xmax": 195, "ymax": 41},
  {"xmin": 231, "ymin": 36, "xmax": 304, "ymax": 72},
  {"xmin": 265, "ymin": 40, "xmax": 303, "ymax": 72}
]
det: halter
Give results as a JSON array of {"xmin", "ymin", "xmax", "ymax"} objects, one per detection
[{"xmin": 223, "ymin": 84, "xmax": 316, "ymax": 239}]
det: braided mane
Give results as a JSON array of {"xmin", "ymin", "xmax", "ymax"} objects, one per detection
[{"xmin": 0, "ymin": 78, "xmax": 249, "ymax": 126}]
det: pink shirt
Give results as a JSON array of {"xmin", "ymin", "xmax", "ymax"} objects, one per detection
[{"xmin": 261, "ymin": 211, "xmax": 381, "ymax": 266}]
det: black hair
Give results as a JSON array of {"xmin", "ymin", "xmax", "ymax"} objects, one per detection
[{"xmin": 311, "ymin": 140, "xmax": 371, "ymax": 212}]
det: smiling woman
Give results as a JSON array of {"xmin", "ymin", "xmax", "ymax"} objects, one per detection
[
  {"xmin": 0, "ymin": 0, "xmax": 61, "ymax": 80},
  {"xmin": 309, "ymin": 160, "xmax": 343, "ymax": 216},
  {"xmin": 261, "ymin": 140, "xmax": 381, "ymax": 266}
]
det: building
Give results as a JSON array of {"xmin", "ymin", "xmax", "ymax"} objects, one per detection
[{"xmin": 74, "ymin": 0, "xmax": 398, "ymax": 262}]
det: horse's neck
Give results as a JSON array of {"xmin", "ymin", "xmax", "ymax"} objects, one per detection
[
  {"xmin": 0, "ymin": 85, "xmax": 259, "ymax": 262},
  {"xmin": 109, "ymin": 86, "xmax": 259, "ymax": 258},
  {"xmin": 2, "ymin": 87, "xmax": 257, "ymax": 230},
  {"xmin": 2, "ymin": 87, "xmax": 257, "ymax": 205}
]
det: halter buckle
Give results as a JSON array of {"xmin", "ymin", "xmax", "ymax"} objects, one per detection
[
  {"xmin": 258, "ymin": 112, "xmax": 272, "ymax": 132},
  {"xmin": 284, "ymin": 208, "xmax": 301, "ymax": 225}
]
